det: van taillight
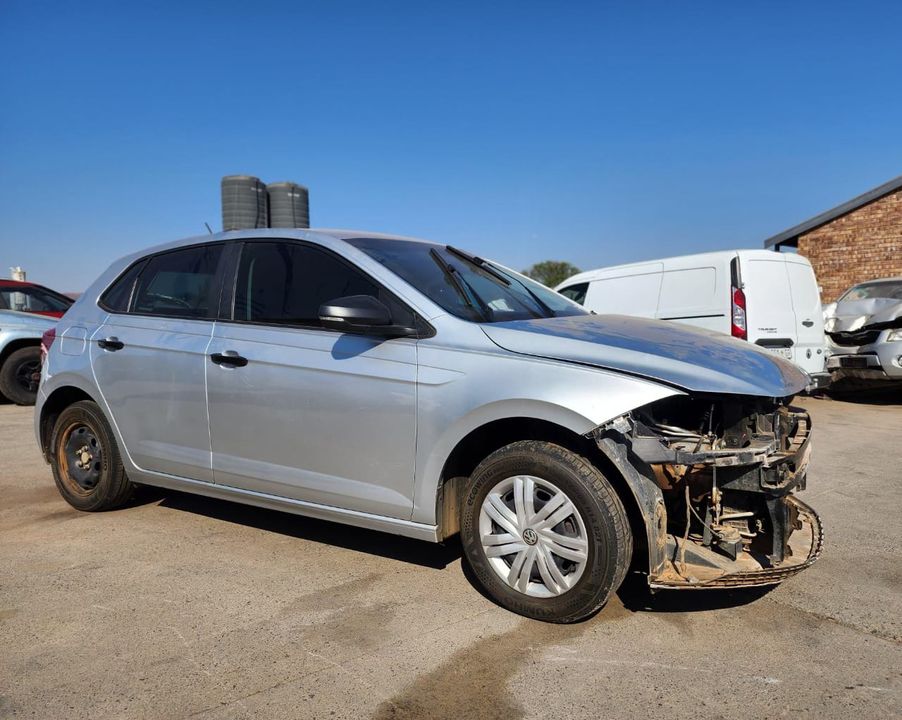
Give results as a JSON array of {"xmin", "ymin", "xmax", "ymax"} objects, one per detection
[
  {"xmin": 731, "ymin": 287, "xmax": 747, "ymax": 340},
  {"xmin": 41, "ymin": 327, "xmax": 56, "ymax": 359}
]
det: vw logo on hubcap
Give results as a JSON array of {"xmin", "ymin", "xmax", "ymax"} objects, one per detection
[{"xmin": 522, "ymin": 528, "xmax": 538, "ymax": 545}]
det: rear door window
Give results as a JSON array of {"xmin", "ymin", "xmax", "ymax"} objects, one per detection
[{"xmin": 132, "ymin": 245, "xmax": 224, "ymax": 319}]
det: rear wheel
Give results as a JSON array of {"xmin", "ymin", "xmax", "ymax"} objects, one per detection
[
  {"xmin": 0, "ymin": 346, "xmax": 41, "ymax": 405},
  {"xmin": 50, "ymin": 400, "xmax": 134, "ymax": 511},
  {"xmin": 461, "ymin": 440, "xmax": 632, "ymax": 623}
]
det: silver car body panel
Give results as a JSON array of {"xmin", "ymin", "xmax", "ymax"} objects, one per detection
[
  {"xmin": 90, "ymin": 314, "xmax": 216, "ymax": 482},
  {"xmin": 37, "ymin": 228, "xmax": 810, "ymax": 539},
  {"xmin": 824, "ymin": 285, "xmax": 902, "ymax": 380},
  {"xmin": 825, "ymin": 296, "xmax": 902, "ymax": 333},
  {"xmin": 480, "ymin": 314, "xmax": 809, "ymax": 397}
]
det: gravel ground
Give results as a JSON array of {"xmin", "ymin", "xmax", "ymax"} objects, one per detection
[{"xmin": 1, "ymin": 393, "xmax": 900, "ymax": 719}]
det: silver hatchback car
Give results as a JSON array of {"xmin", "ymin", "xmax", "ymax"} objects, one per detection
[{"xmin": 36, "ymin": 230, "xmax": 822, "ymax": 622}]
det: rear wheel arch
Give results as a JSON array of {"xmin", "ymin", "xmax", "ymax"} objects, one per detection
[{"xmin": 39, "ymin": 386, "xmax": 98, "ymax": 459}]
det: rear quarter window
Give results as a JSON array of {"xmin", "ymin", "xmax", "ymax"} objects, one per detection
[{"xmin": 99, "ymin": 261, "xmax": 146, "ymax": 313}]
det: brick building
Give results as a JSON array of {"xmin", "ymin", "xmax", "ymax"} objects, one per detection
[{"xmin": 764, "ymin": 174, "xmax": 902, "ymax": 302}]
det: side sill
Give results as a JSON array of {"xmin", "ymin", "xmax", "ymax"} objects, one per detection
[{"xmin": 133, "ymin": 471, "xmax": 440, "ymax": 543}]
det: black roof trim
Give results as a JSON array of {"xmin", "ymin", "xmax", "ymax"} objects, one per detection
[{"xmin": 764, "ymin": 174, "xmax": 902, "ymax": 248}]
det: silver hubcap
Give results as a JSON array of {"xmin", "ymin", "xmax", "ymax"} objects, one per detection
[{"xmin": 479, "ymin": 475, "xmax": 588, "ymax": 598}]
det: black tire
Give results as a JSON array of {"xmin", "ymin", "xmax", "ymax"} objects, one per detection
[
  {"xmin": 0, "ymin": 346, "xmax": 41, "ymax": 405},
  {"xmin": 461, "ymin": 440, "xmax": 632, "ymax": 623},
  {"xmin": 49, "ymin": 400, "xmax": 134, "ymax": 511}
]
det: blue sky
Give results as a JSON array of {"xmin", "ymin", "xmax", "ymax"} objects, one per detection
[{"xmin": 1, "ymin": 1, "xmax": 901, "ymax": 291}]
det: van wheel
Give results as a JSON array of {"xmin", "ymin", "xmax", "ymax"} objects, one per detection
[
  {"xmin": 0, "ymin": 346, "xmax": 41, "ymax": 405},
  {"xmin": 50, "ymin": 400, "xmax": 134, "ymax": 511},
  {"xmin": 460, "ymin": 441, "xmax": 632, "ymax": 623}
]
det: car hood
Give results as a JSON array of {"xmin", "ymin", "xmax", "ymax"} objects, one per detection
[
  {"xmin": 825, "ymin": 298, "xmax": 902, "ymax": 333},
  {"xmin": 481, "ymin": 314, "xmax": 809, "ymax": 397},
  {"xmin": 0, "ymin": 309, "xmax": 57, "ymax": 330}
]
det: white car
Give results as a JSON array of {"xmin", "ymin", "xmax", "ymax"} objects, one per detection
[
  {"xmin": 557, "ymin": 249, "xmax": 829, "ymax": 388},
  {"xmin": 823, "ymin": 277, "xmax": 902, "ymax": 385}
]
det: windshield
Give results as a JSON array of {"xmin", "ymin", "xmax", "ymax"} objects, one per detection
[
  {"xmin": 346, "ymin": 237, "xmax": 589, "ymax": 323},
  {"xmin": 840, "ymin": 280, "xmax": 902, "ymax": 302}
]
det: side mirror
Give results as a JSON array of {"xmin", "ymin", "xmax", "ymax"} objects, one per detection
[{"xmin": 318, "ymin": 295, "xmax": 417, "ymax": 338}]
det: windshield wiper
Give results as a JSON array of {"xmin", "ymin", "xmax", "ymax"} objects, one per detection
[
  {"xmin": 446, "ymin": 245, "xmax": 555, "ymax": 319},
  {"xmin": 446, "ymin": 246, "xmax": 510, "ymax": 285},
  {"xmin": 429, "ymin": 248, "xmax": 490, "ymax": 321}
]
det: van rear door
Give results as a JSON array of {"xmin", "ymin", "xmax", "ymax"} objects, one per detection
[
  {"xmin": 785, "ymin": 257, "xmax": 827, "ymax": 376},
  {"xmin": 739, "ymin": 253, "xmax": 798, "ymax": 363}
]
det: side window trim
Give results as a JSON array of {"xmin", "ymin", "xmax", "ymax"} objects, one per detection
[{"xmin": 224, "ymin": 239, "xmax": 429, "ymax": 335}]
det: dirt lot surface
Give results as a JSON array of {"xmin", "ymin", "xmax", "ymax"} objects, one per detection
[{"xmin": 1, "ymin": 394, "xmax": 900, "ymax": 719}]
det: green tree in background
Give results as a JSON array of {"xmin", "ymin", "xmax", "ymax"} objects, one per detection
[{"xmin": 521, "ymin": 260, "xmax": 581, "ymax": 288}]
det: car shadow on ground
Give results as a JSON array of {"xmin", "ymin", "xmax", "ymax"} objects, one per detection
[
  {"xmin": 133, "ymin": 486, "xmax": 774, "ymax": 615},
  {"xmin": 135, "ymin": 485, "xmax": 463, "ymax": 570},
  {"xmin": 822, "ymin": 384, "xmax": 902, "ymax": 404},
  {"xmin": 614, "ymin": 571, "xmax": 773, "ymax": 613}
]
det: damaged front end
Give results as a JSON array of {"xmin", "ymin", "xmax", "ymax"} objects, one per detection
[{"xmin": 593, "ymin": 395, "xmax": 823, "ymax": 589}]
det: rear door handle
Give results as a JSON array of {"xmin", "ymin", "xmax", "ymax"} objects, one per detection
[
  {"xmin": 210, "ymin": 351, "xmax": 248, "ymax": 368},
  {"xmin": 802, "ymin": 320, "xmax": 814, "ymax": 327},
  {"xmin": 97, "ymin": 337, "xmax": 124, "ymax": 351}
]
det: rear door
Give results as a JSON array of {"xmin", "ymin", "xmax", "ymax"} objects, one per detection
[
  {"xmin": 90, "ymin": 243, "xmax": 228, "ymax": 482},
  {"xmin": 785, "ymin": 257, "xmax": 827, "ymax": 375},
  {"xmin": 739, "ymin": 253, "xmax": 798, "ymax": 363}
]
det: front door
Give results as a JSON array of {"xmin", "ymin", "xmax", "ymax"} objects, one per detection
[{"xmin": 206, "ymin": 240, "xmax": 418, "ymax": 520}]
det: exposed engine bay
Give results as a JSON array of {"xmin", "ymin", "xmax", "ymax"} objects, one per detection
[{"xmin": 594, "ymin": 394, "xmax": 823, "ymax": 588}]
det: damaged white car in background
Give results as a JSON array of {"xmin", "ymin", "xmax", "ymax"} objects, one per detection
[{"xmin": 823, "ymin": 277, "xmax": 902, "ymax": 386}]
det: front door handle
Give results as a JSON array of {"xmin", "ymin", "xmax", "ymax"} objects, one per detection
[
  {"xmin": 802, "ymin": 319, "xmax": 814, "ymax": 327},
  {"xmin": 97, "ymin": 337, "xmax": 124, "ymax": 351},
  {"xmin": 210, "ymin": 351, "xmax": 248, "ymax": 368}
]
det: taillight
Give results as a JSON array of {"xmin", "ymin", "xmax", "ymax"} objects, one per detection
[
  {"xmin": 40, "ymin": 327, "xmax": 56, "ymax": 361},
  {"xmin": 731, "ymin": 287, "xmax": 747, "ymax": 340}
]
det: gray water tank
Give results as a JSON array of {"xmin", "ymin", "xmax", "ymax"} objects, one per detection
[
  {"xmin": 221, "ymin": 175, "xmax": 269, "ymax": 230},
  {"xmin": 267, "ymin": 181, "xmax": 310, "ymax": 228}
]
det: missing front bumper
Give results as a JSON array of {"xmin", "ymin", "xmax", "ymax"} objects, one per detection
[
  {"xmin": 650, "ymin": 497, "xmax": 823, "ymax": 589},
  {"xmin": 594, "ymin": 397, "xmax": 823, "ymax": 591}
]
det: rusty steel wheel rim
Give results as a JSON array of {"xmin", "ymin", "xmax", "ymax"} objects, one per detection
[{"xmin": 57, "ymin": 421, "xmax": 104, "ymax": 496}]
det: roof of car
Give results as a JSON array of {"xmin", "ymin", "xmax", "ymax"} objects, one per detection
[{"xmin": 198, "ymin": 228, "xmax": 438, "ymax": 244}]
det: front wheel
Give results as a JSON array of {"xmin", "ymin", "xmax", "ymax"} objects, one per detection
[{"xmin": 461, "ymin": 441, "xmax": 632, "ymax": 623}]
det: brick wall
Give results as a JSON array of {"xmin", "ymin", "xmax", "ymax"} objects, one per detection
[{"xmin": 797, "ymin": 187, "xmax": 902, "ymax": 302}]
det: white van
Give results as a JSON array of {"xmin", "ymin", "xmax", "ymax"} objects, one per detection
[{"xmin": 556, "ymin": 249, "xmax": 829, "ymax": 385}]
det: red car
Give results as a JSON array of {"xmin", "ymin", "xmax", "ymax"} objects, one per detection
[{"xmin": 0, "ymin": 279, "xmax": 73, "ymax": 319}]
